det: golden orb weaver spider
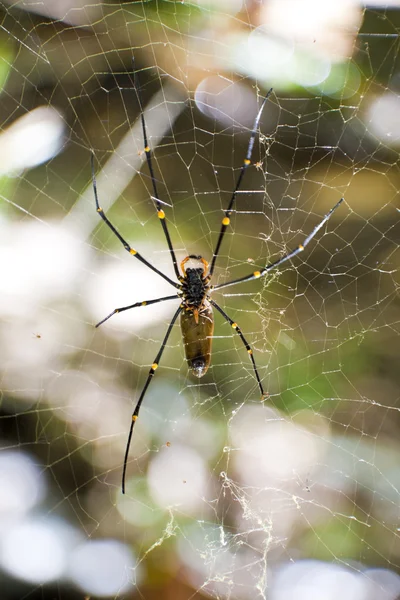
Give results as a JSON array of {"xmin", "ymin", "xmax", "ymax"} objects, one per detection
[{"xmin": 92, "ymin": 75, "xmax": 344, "ymax": 493}]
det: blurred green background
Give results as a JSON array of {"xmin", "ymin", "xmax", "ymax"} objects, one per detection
[{"xmin": 0, "ymin": 1, "xmax": 399, "ymax": 599}]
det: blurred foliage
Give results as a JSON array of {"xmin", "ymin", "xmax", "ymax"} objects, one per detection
[{"xmin": 0, "ymin": 1, "xmax": 400, "ymax": 599}]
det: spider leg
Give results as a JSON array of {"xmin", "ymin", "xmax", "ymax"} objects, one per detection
[
  {"xmin": 95, "ymin": 294, "xmax": 179, "ymax": 328},
  {"xmin": 214, "ymin": 197, "xmax": 344, "ymax": 291},
  {"xmin": 122, "ymin": 305, "xmax": 182, "ymax": 494},
  {"xmin": 210, "ymin": 299, "xmax": 266, "ymax": 400},
  {"xmin": 91, "ymin": 154, "xmax": 178, "ymax": 289},
  {"xmin": 209, "ymin": 88, "xmax": 273, "ymax": 277},
  {"xmin": 133, "ymin": 66, "xmax": 181, "ymax": 280}
]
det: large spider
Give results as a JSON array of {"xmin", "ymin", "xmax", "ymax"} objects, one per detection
[{"xmin": 91, "ymin": 81, "xmax": 343, "ymax": 493}]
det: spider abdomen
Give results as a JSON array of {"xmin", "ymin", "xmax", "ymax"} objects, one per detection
[{"xmin": 180, "ymin": 300, "xmax": 214, "ymax": 378}]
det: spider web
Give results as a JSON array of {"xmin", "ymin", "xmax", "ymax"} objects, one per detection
[{"xmin": 0, "ymin": 1, "xmax": 399, "ymax": 599}]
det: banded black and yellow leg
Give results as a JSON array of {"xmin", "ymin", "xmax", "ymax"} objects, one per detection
[
  {"xmin": 122, "ymin": 305, "xmax": 182, "ymax": 494},
  {"xmin": 95, "ymin": 295, "xmax": 179, "ymax": 328},
  {"xmin": 209, "ymin": 88, "xmax": 273, "ymax": 276},
  {"xmin": 210, "ymin": 299, "xmax": 266, "ymax": 400},
  {"xmin": 132, "ymin": 66, "xmax": 181, "ymax": 281},
  {"xmin": 214, "ymin": 197, "xmax": 344, "ymax": 292},
  {"xmin": 91, "ymin": 154, "xmax": 178, "ymax": 289}
]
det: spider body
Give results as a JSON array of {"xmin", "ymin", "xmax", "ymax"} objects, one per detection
[
  {"xmin": 179, "ymin": 256, "xmax": 214, "ymax": 377},
  {"xmin": 91, "ymin": 75, "xmax": 343, "ymax": 493}
]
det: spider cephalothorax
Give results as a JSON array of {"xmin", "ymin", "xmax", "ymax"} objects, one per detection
[
  {"xmin": 92, "ymin": 73, "xmax": 343, "ymax": 493},
  {"xmin": 182, "ymin": 267, "xmax": 208, "ymax": 307},
  {"xmin": 179, "ymin": 255, "xmax": 211, "ymax": 312}
]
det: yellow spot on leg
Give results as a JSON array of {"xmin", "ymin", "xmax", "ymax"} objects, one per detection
[
  {"xmin": 244, "ymin": 158, "xmax": 251, "ymax": 165},
  {"xmin": 141, "ymin": 301, "xmax": 147, "ymax": 306},
  {"xmin": 253, "ymin": 271, "xmax": 261, "ymax": 278},
  {"xmin": 158, "ymin": 210, "xmax": 165, "ymax": 219},
  {"xmin": 247, "ymin": 348, "xmax": 253, "ymax": 354},
  {"xmin": 132, "ymin": 415, "xmax": 138, "ymax": 422},
  {"xmin": 231, "ymin": 322, "xmax": 238, "ymax": 329},
  {"xmin": 151, "ymin": 362, "xmax": 158, "ymax": 370},
  {"xmin": 144, "ymin": 146, "xmax": 150, "ymax": 153},
  {"xmin": 222, "ymin": 217, "xmax": 230, "ymax": 226},
  {"xmin": 130, "ymin": 248, "xmax": 137, "ymax": 255},
  {"xmin": 97, "ymin": 207, "xmax": 103, "ymax": 213},
  {"xmin": 298, "ymin": 244, "xmax": 304, "ymax": 251}
]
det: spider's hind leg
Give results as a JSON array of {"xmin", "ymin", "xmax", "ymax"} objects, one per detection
[
  {"xmin": 122, "ymin": 305, "xmax": 182, "ymax": 494},
  {"xmin": 210, "ymin": 299, "xmax": 267, "ymax": 399}
]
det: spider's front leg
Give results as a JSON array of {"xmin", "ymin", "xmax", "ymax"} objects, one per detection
[
  {"xmin": 95, "ymin": 295, "xmax": 179, "ymax": 327},
  {"xmin": 91, "ymin": 153, "xmax": 178, "ymax": 289},
  {"xmin": 214, "ymin": 197, "xmax": 345, "ymax": 292}
]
